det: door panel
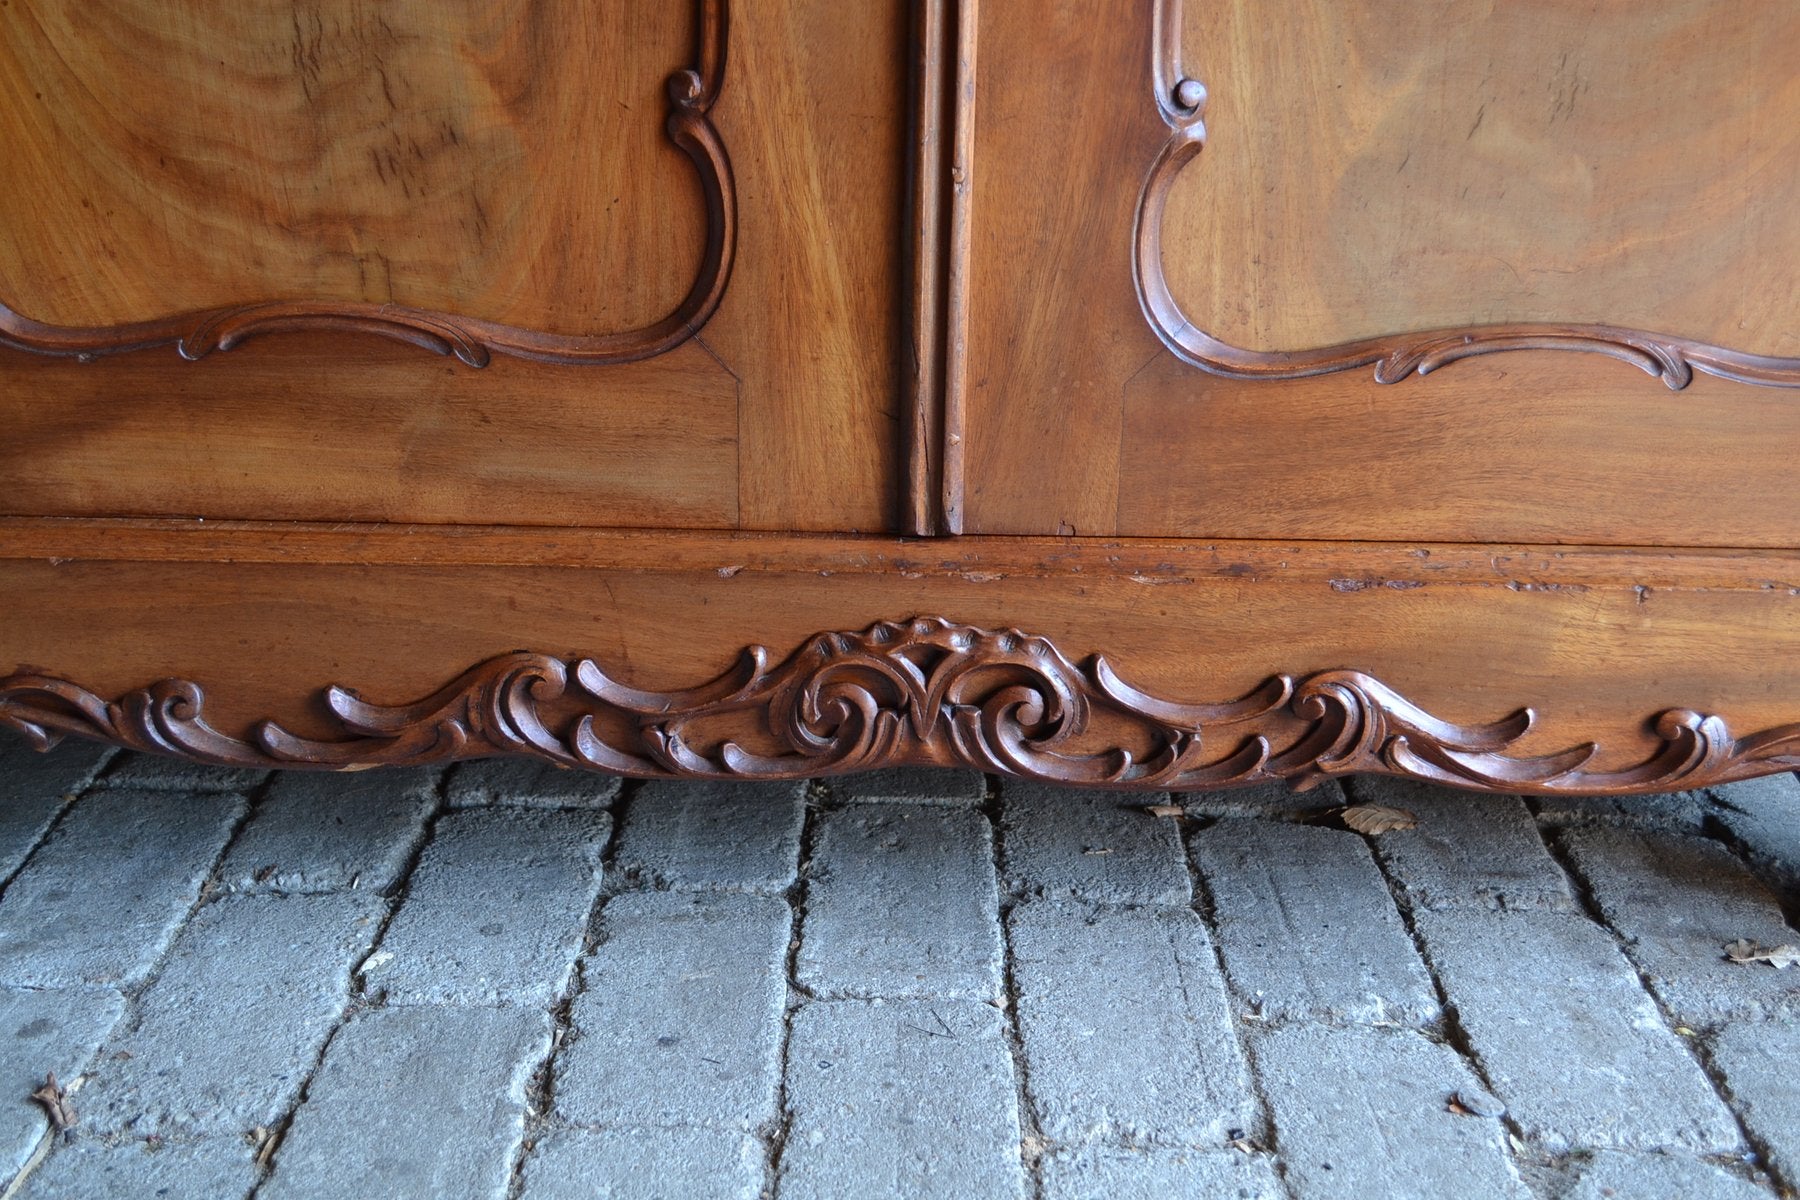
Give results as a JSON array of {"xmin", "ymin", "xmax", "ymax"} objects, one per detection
[
  {"xmin": 959, "ymin": 0, "xmax": 1800, "ymax": 544},
  {"xmin": 0, "ymin": 0, "xmax": 909, "ymax": 532}
]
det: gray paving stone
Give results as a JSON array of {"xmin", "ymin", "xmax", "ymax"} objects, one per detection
[
  {"xmin": 779, "ymin": 1000, "xmax": 1023, "ymax": 1200},
  {"xmin": 518, "ymin": 1128, "xmax": 763, "ymax": 1200},
  {"xmin": 446, "ymin": 757, "xmax": 621, "ymax": 809},
  {"xmin": 835, "ymin": 767, "xmax": 986, "ymax": 807},
  {"xmin": 260, "ymin": 1006, "xmax": 549, "ymax": 1200},
  {"xmin": 0, "ymin": 738, "xmax": 112, "ymax": 882},
  {"xmin": 95, "ymin": 751, "xmax": 266, "ymax": 794},
  {"xmin": 361, "ymin": 808, "xmax": 608, "ymax": 1006},
  {"xmin": 1250, "ymin": 1023, "xmax": 1529, "ymax": 1200},
  {"xmin": 556, "ymin": 891, "xmax": 790, "ymax": 1131},
  {"xmin": 1192, "ymin": 819, "xmax": 1440, "ymax": 1026},
  {"xmin": 1708, "ymin": 1019, "xmax": 1800, "ymax": 1186},
  {"xmin": 0, "ymin": 789, "xmax": 244, "ymax": 988},
  {"xmin": 217, "ymin": 769, "xmax": 437, "ymax": 895},
  {"xmin": 1008, "ymin": 902, "xmax": 1252, "ymax": 1145},
  {"xmin": 1558, "ymin": 825, "xmax": 1800, "ymax": 1027},
  {"xmin": 1561, "ymin": 1150, "xmax": 1771, "ymax": 1200},
  {"xmin": 1707, "ymin": 774, "xmax": 1800, "ymax": 895},
  {"xmin": 1000, "ymin": 782, "xmax": 1190, "ymax": 905},
  {"xmin": 1357, "ymin": 779, "xmax": 1575, "ymax": 912},
  {"xmin": 1412, "ymin": 907, "xmax": 1740, "ymax": 1153},
  {"xmin": 798, "ymin": 805, "xmax": 1002, "ymax": 1001},
  {"xmin": 1533, "ymin": 790, "xmax": 1710, "ymax": 832},
  {"xmin": 1040, "ymin": 1146, "xmax": 1280, "ymax": 1200},
  {"xmin": 612, "ymin": 780, "xmax": 806, "ymax": 894},
  {"xmin": 21, "ymin": 1137, "xmax": 257, "ymax": 1200},
  {"xmin": 0, "ymin": 987, "xmax": 125, "ymax": 1178},
  {"xmin": 1178, "ymin": 778, "xmax": 1348, "ymax": 818},
  {"xmin": 81, "ymin": 893, "xmax": 383, "ymax": 1134}
]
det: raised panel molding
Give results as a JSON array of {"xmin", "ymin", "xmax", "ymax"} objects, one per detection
[
  {"xmin": 0, "ymin": 0, "xmax": 734, "ymax": 368},
  {"xmin": 5, "ymin": 616, "xmax": 1797, "ymax": 795},
  {"xmin": 1134, "ymin": 0, "xmax": 1800, "ymax": 391}
]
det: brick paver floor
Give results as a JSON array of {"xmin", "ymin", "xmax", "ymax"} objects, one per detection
[{"xmin": 0, "ymin": 735, "xmax": 1796, "ymax": 1198}]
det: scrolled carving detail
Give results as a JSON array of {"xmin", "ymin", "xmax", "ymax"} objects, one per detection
[
  {"xmin": 0, "ymin": 0, "xmax": 734, "ymax": 368},
  {"xmin": 5, "ymin": 617, "xmax": 1798, "ymax": 796},
  {"xmin": 1134, "ymin": 0, "xmax": 1800, "ymax": 391}
]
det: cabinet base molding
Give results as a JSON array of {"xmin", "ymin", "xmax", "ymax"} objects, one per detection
[{"xmin": 6, "ymin": 616, "xmax": 1796, "ymax": 796}]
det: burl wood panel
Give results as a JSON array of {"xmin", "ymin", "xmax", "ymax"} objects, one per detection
[
  {"xmin": 1164, "ymin": 0, "xmax": 1800, "ymax": 355},
  {"xmin": 0, "ymin": 0, "xmax": 702, "ymax": 339},
  {"xmin": 2, "ymin": 523, "xmax": 1798, "ymax": 791}
]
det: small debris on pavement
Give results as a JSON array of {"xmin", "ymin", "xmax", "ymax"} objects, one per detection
[
  {"xmin": 1449, "ymin": 1088, "xmax": 1506, "ymax": 1118},
  {"xmin": 1144, "ymin": 804, "xmax": 1184, "ymax": 819},
  {"xmin": 30, "ymin": 1073, "xmax": 76, "ymax": 1139},
  {"xmin": 1341, "ymin": 804, "xmax": 1418, "ymax": 835},
  {"xmin": 1724, "ymin": 939, "xmax": 1800, "ymax": 969},
  {"xmin": 249, "ymin": 1125, "xmax": 282, "ymax": 1168}
]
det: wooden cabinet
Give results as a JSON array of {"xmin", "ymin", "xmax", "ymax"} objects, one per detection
[{"xmin": 3, "ymin": 0, "xmax": 1797, "ymax": 796}]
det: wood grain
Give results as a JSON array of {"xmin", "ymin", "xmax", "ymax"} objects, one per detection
[
  {"xmin": 2, "ymin": 524, "xmax": 1797, "ymax": 789},
  {"xmin": 11, "ymin": 621, "xmax": 1797, "ymax": 794},
  {"xmin": 708, "ymin": 0, "xmax": 909, "ymax": 533},
  {"xmin": 1163, "ymin": 0, "xmax": 1800, "ymax": 357},
  {"xmin": 0, "ymin": 1, "xmax": 735, "ymax": 364},
  {"xmin": 961, "ymin": 0, "xmax": 1162, "ymax": 536},
  {"xmin": 1119, "ymin": 348, "xmax": 1800, "ymax": 548},
  {"xmin": 0, "ymin": 335, "xmax": 739, "ymax": 528},
  {"xmin": 904, "ymin": 0, "xmax": 952, "ymax": 536}
]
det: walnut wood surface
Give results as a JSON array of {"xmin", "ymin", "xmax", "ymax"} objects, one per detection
[
  {"xmin": 0, "ymin": 336, "xmax": 739, "ymax": 528},
  {"xmin": 904, "ymin": 0, "xmax": 952, "ymax": 536},
  {"xmin": 3, "ymin": 3, "xmax": 1797, "ymax": 799},
  {"xmin": 3, "ymin": 526, "xmax": 1798, "ymax": 794},
  {"xmin": 0, "ymin": 0, "xmax": 907, "ymax": 534},
  {"xmin": 8, "ymin": 620, "xmax": 1796, "ymax": 795},
  {"xmin": 703, "ymin": 0, "xmax": 908, "ymax": 532},
  {"xmin": 1149, "ymin": 0, "xmax": 1800, "ymax": 384},
  {"xmin": 0, "ymin": 0, "xmax": 733, "ymax": 366},
  {"xmin": 960, "ymin": 0, "xmax": 1800, "ymax": 538},
  {"xmin": 1118, "ymin": 349, "xmax": 1800, "ymax": 548}
]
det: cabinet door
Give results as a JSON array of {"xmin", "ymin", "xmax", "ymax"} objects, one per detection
[
  {"xmin": 0, "ymin": 0, "xmax": 909, "ymax": 533},
  {"xmin": 954, "ymin": 0, "xmax": 1800, "ymax": 545}
]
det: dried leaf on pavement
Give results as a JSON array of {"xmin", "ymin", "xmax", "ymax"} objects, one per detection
[
  {"xmin": 30, "ymin": 1073, "xmax": 75, "ymax": 1138},
  {"xmin": 1145, "ymin": 804, "xmax": 1184, "ymax": 819},
  {"xmin": 1341, "ymin": 804, "xmax": 1418, "ymax": 835},
  {"xmin": 1725, "ymin": 939, "xmax": 1800, "ymax": 969}
]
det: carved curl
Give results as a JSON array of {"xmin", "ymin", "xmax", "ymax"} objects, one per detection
[{"xmin": 5, "ymin": 617, "xmax": 1799, "ymax": 796}]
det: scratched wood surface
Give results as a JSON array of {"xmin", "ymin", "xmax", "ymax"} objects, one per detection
[
  {"xmin": 1164, "ymin": 0, "xmax": 1800, "ymax": 353},
  {"xmin": 0, "ymin": 0, "xmax": 703, "ymax": 335}
]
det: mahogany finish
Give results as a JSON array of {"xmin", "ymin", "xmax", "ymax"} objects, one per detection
[{"xmin": 2, "ymin": 0, "xmax": 1796, "ymax": 796}]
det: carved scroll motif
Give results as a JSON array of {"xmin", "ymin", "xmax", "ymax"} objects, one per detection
[
  {"xmin": 5, "ymin": 617, "xmax": 1797, "ymax": 795},
  {"xmin": 0, "ymin": 1, "xmax": 734, "ymax": 367},
  {"xmin": 1133, "ymin": 0, "xmax": 1800, "ymax": 390}
]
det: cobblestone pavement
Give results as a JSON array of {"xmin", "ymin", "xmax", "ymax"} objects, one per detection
[{"xmin": 0, "ymin": 734, "xmax": 1796, "ymax": 1198}]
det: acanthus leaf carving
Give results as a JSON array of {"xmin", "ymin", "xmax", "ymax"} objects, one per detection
[{"xmin": 5, "ymin": 617, "xmax": 1799, "ymax": 796}]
